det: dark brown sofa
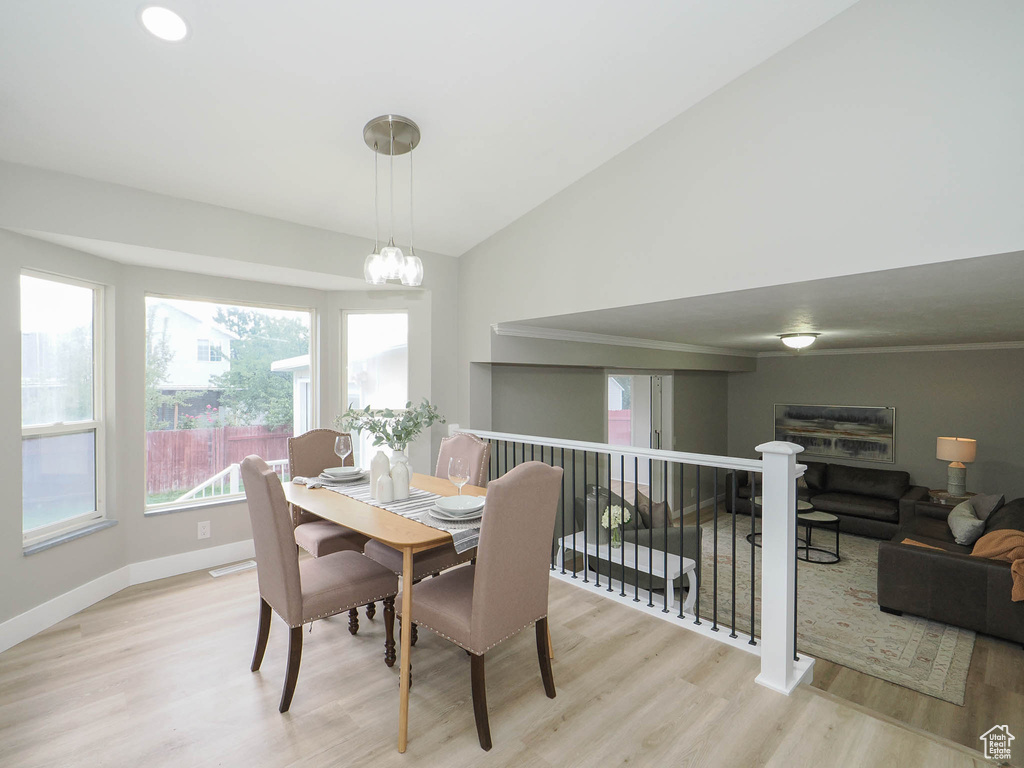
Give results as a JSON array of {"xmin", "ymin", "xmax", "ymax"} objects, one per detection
[
  {"xmin": 876, "ymin": 497, "xmax": 1024, "ymax": 646},
  {"xmin": 727, "ymin": 460, "xmax": 929, "ymax": 539}
]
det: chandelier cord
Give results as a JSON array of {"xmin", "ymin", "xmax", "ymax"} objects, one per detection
[
  {"xmin": 409, "ymin": 137, "xmax": 414, "ymax": 254},
  {"xmin": 373, "ymin": 142, "xmax": 379, "ymax": 252},
  {"xmin": 389, "ymin": 121, "xmax": 395, "ymax": 245}
]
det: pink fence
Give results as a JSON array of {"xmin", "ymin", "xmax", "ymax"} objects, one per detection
[
  {"xmin": 146, "ymin": 425, "xmax": 294, "ymax": 494},
  {"xmin": 608, "ymin": 409, "xmax": 631, "ymax": 446}
]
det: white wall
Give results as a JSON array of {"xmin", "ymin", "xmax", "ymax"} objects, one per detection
[
  {"xmin": 0, "ymin": 177, "xmax": 460, "ymax": 628},
  {"xmin": 457, "ymin": 0, "xmax": 1024, "ymax": 423}
]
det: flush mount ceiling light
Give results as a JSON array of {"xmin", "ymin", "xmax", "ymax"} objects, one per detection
[
  {"xmin": 362, "ymin": 115, "xmax": 424, "ymax": 287},
  {"xmin": 139, "ymin": 6, "xmax": 189, "ymax": 42},
  {"xmin": 779, "ymin": 333, "xmax": 819, "ymax": 350}
]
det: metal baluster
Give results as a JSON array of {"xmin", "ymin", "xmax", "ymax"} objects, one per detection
[
  {"xmin": 647, "ymin": 457, "xmax": 654, "ymax": 608},
  {"xmin": 571, "ymin": 449, "xmax": 578, "ymax": 579},
  {"xmin": 560, "ymin": 448, "xmax": 567, "ymax": 574},
  {"xmin": 692, "ymin": 464, "xmax": 700, "ymax": 623},
  {"xmin": 749, "ymin": 471, "xmax": 757, "ymax": 646},
  {"xmin": 678, "ymin": 462, "xmax": 686, "ymax": 619},
  {"xmin": 594, "ymin": 452, "xmax": 601, "ymax": 589},
  {"xmin": 606, "ymin": 453, "xmax": 614, "ymax": 592},
  {"xmin": 620, "ymin": 454, "xmax": 626, "ymax": 597},
  {"xmin": 712, "ymin": 467, "xmax": 719, "ymax": 632},
  {"xmin": 662, "ymin": 460, "xmax": 669, "ymax": 613},
  {"xmin": 730, "ymin": 471, "xmax": 738, "ymax": 639},
  {"xmin": 583, "ymin": 451, "xmax": 588, "ymax": 583},
  {"xmin": 633, "ymin": 455, "xmax": 640, "ymax": 603},
  {"xmin": 530, "ymin": 443, "xmax": 535, "ymax": 461}
]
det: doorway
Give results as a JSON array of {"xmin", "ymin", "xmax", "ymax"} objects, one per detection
[{"xmin": 606, "ymin": 373, "xmax": 673, "ymax": 503}]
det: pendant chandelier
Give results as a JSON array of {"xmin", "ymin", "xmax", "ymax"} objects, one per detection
[{"xmin": 362, "ymin": 114, "xmax": 424, "ymax": 287}]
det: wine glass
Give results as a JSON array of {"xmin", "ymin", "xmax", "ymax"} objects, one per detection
[
  {"xmin": 448, "ymin": 457, "xmax": 470, "ymax": 496},
  {"xmin": 334, "ymin": 434, "xmax": 353, "ymax": 467}
]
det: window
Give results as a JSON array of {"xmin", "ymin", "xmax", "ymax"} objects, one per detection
[
  {"xmin": 145, "ymin": 297, "xmax": 313, "ymax": 509},
  {"xmin": 343, "ymin": 312, "xmax": 408, "ymax": 467},
  {"xmin": 21, "ymin": 273, "xmax": 104, "ymax": 543}
]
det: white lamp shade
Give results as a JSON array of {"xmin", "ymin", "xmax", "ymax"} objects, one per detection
[
  {"xmin": 363, "ymin": 252, "xmax": 386, "ymax": 285},
  {"xmin": 936, "ymin": 437, "xmax": 976, "ymax": 463},
  {"xmin": 400, "ymin": 254, "xmax": 423, "ymax": 286},
  {"xmin": 379, "ymin": 244, "xmax": 404, "ymax": 279}
]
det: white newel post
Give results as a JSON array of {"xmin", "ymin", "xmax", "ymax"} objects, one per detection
[{"xmin": 754, "ymin": 440, "xmax": 805, "ymax": 695}]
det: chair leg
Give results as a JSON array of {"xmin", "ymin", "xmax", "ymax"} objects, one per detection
[
  {"xmin": 366, "ymin": 601, "xmax": 377, "ymax": 620},
  {"xmin": 536, "ymin": 618, "xmax": 556, "ymax": 699},
  {"xmin": 383, "ymin": 596, "xmax": 396, "ymax": 667},
  {"xmin": 251, "ymin": 598, "xmax": 272, "ymax": 672},
  {"xmin": 348, "ymin": 608, "xmax": 360, "ymax": 635},
  {"xmin": 280, "ymin": 626, "xmax": 303, "ymax": 713},
  {"xmin": 411, "ymin": 622, "xmax": 418, "ymax": 647},
  {"xmin": 470, "ymin": 653, "xmax": 492, "ymax": 751}
]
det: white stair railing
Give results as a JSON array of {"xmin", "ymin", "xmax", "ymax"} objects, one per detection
[
  {"xmin": 448, "ymin": 424, "xmax": 811, "ymax": 695},
  {"xmin": 174, "ymin": 459, "xmax": 289, "ymax": 503}
]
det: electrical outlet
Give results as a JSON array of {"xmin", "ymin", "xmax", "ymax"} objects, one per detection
[
  {"xmin": 689, "ymin": 488, "xmax": 696, "ymax": 499},
  {"xmin": 198, "ymin": 521, "xmax": 211, "ymax": 540}
]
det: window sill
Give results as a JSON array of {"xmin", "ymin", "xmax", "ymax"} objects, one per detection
[
  {"xmin": 23, "ymin": 519, "xmax": 118, "ymax": 556},
  {"xmin": 144, "ymin": 496, "xmax": 247, "ymax": 517}
]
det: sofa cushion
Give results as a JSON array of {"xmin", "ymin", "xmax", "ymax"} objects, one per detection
[
  {"xmin": 948, "ymin": 500, "xmax": 986, "ymax": 546},
  {"xmin": 902, "ymin": 513, "xmax": 956, "ymax": 543},
  {"xmin": 824, "ymin": 463, "xmax": 910, "ymax": 501},
  {"xmin": 971, "ymin": 493, "xmax": 1005, "ymax": 522},
  {"xmin": 803, "ymin": 461, "xmax": 828, "ymax": 491},
  {"xmin": 985, "ymin": 498, "xmax": 1024, "ymax": 534},
  {"xmin": 636, "ymin": 491, "xmax": 671, "ymax": 530},
  {"xmin": 811, "ymin": 492, "xmax": 899, "ymax": 522},
  {"xmin": 737, "ymin": 486, "xmax": 752, "ymax": 500}
]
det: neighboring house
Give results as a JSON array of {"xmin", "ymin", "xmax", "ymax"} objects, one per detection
[
  {"xmin": 148, "ymin": 300, "xmax": 237, "ymax": 428},
  {"xmin": 269, "ymin": 353, "xmax": 312, "ymax": 437}
]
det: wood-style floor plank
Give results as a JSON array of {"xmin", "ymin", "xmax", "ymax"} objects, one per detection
[{"xmin": 0, "ymin": 565, "xmax": 996, "ymax": 767}]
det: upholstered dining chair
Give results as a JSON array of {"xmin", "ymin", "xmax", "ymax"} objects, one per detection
[
  {"xmin": 436, "ymin": 432, "xmax": 491, "ymax": 488},
  {"xmin": 363, "ymin": 432, "xmax": 493, "ymax": 585},
  {"xmin": 288, "ymin": 429, "xmax": 369, "ymax": 557},
  {"xmin": 397, "ymin": 460, "xmax": 563, "ymax": 750},
  {"xmin": 241, "ymin": 455, "xmax": 399, "ymax": 713}
]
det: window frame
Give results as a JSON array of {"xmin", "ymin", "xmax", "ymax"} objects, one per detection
[
  {"xmin": 21, "ymin": 270, "xmax": 106, "ymax": 547},
  {"xmin": 143, "ymin": 293, "xmax": 318, "ymax": 514}
]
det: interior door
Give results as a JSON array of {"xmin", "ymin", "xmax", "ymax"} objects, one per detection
[{"xmin": 607, "ymin": 373, "xmax": 672, "ymax": 501}]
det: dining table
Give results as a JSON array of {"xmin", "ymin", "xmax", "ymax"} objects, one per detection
[{"xmin": 283, "ymin": 471, "xmax": 486, "ymax": 753}]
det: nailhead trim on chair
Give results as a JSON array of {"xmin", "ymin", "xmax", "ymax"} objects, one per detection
[
  {"xmin": 398, "ymin": 613, "xmax": 547, "ymax": 656},
  {"xmin": 287, "ymin": 590, "xmax": 398, "ymax": 629}
]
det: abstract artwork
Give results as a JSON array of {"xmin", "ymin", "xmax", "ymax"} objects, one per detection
[{"xmin": 774, "ymin": 404, "xmax": 896, "ymax": 463}]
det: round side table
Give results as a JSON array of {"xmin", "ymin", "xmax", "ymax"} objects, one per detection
[
  {"xmin": 746, "ymin": 496, "xmax": 814, "ymax": 547},
  {"xmin": 796, "ymin": 510, "xmax": 840, "ymax": 564}
]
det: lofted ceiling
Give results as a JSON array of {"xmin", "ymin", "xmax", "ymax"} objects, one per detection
[
  {"xmin": 0, "ymin": 0, "xmax": 860, "ymax": 257},
  {"xmin": 504, "ymin": 251, "xmax": 1024, "ymax": 354}
]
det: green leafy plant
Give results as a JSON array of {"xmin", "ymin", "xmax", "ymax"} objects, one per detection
[{"xmin": 335, "ymin": 399, "xmax": 445, "ymax": 452}]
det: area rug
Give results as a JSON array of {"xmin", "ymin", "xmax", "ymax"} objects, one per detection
[{"xmin": 694, "ymin": 514, "xmax": 975, "ymax": 705}]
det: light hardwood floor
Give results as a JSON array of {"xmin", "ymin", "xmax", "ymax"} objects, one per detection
[{"xmin": 0, "ymin": 566, "xmax": 997, "ymax": 768}]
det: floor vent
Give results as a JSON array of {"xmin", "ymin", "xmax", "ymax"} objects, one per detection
[{"xmin": 209, "ymin": 560, "xmax": 257, "ymax": 578}]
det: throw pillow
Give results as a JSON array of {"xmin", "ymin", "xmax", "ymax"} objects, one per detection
[
  {"xmin": 970, "ymin": 493, "xmax": 1005, "ymax": 521},
  {"xmin": 947, "ymin": 500, "xmax": 985, "ymax": 546},
  {"xmin": 636, "ymin": 491, "xmax": 673, "ymax": 530}
]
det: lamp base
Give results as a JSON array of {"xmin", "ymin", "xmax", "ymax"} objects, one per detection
[{"xmin": 946, "ymin": 463, "xmax": 967, "ymax": 497}]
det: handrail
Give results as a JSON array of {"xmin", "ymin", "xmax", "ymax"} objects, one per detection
[
  {"xmin": 175, "ymin": 458, "xmax": 288, "ymax": 502},
  {"xmin": 451, "ymin": 426, "xmax": 765, "ymax": 473}
]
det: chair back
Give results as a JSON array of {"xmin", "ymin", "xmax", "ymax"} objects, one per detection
[
  {"xmin": 470, "ymin": 461, "xmax": 563, "ymax": 650},
  {"xmin": 241, "ymin": 455, "xmax": 303, "ymax": 626},
  {"xmin": 288, "ymin": 428, "xmax": 354, "ymax": 525},
  {"xmin": 436, "ymin": 433, "xmax": 491, "ymax": 488}
]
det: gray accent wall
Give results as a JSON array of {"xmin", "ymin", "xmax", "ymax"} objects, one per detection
[
  {"xmin": 727, "ymin": 350, "xmax": 1024, "ymax": 501},
  {"xmin": 491, "ymin": 366, "xmax": 606, "ymax": 442}
]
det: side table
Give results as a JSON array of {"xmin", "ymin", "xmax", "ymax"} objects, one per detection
[
  {"xmin": 796, "ymin": 511, "xmax": 840, "ymax": 564},
  {"xmin": 928, "ymin": 489, "xmax": 976, "ymax": 506}
]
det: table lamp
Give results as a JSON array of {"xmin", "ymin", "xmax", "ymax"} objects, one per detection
[{"xmin": 936, "ymin": 437, "xmax": 976, "ymax": 496}]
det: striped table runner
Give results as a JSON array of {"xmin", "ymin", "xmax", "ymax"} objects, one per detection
[{"xmin": 324, "ymin": 480, "xmax": 481, "ymax": 554}]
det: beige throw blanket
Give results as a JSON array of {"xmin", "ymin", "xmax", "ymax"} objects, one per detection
[{"xmin": 972, "ymin": 529, "xmax": 1024, "ymax": 602}]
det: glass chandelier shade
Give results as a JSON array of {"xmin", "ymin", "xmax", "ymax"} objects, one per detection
[{"xmin": 361, "ymin": 115, "xmax": 425, "ymax": 287}]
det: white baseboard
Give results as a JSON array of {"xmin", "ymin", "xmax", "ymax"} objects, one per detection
[
  {"xmin": 681, "ymin": 492, "xmax": 727, "ymax": 517},
  {"xmin": 0, "ymin": 539, "xmax": 255, "ymax": 655},
  {"xmin": 127, "ymin": 539, "xmax": 255, "ymax": 586},
  {"xmin": 0, "ymin": 567, "xmax": 129, "ymax": 655}
]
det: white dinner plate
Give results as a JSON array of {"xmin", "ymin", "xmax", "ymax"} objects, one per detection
[
  {"xmin": 323, "ymin": 466, "xmax": 363, "ymax": 477},
  {"xmin": 428, "ymin": 505, "xmax": 483, "ymax": 522},
  {"xmin": 318, "ymin": 470, "xmax": 366, "ymax": 483},
  {"xmin": 435, "ymin": 495, "xmax": 485, "ymax": 514}
]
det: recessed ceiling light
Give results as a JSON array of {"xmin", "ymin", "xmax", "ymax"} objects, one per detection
[
  {"xmin": 778, "ymin": 333, "xmax": 819, "ymax": 349},
  {"xmin": 140, "ymin": 6, "xmax": 189, "ymax": 42}
]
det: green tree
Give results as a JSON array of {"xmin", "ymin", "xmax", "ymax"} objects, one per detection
[{"xmin": 210, "ymin": 308, "xmax": 308, "ymax": 429}]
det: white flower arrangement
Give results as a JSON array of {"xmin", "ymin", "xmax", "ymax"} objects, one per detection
[{"xmin": 600, "ymin": 504, "xmax": 631, "ymax": 529}]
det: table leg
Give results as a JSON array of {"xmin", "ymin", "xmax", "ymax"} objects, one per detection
[{"xmin": 398, "ymin": 547, "xmax": 414, "ymax": 753}]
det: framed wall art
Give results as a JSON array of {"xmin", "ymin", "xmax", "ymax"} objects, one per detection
[{"xmin": 773, "ymin": 404, "xmax": 896, "ymax": 463}]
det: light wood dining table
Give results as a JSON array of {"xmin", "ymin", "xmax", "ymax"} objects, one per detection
[{"xmin": 283, "ymin": 472, "xmax": 486, "ymax": 753}]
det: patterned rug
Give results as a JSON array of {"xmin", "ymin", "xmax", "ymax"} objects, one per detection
[{"xmin": 695, "ymin": 514, "xmax": 975, "ymax": 705}]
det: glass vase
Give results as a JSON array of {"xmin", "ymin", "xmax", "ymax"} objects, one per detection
[{"xmin": 611, "ymin": 526, "xmax": 622, "ymax": 549}]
